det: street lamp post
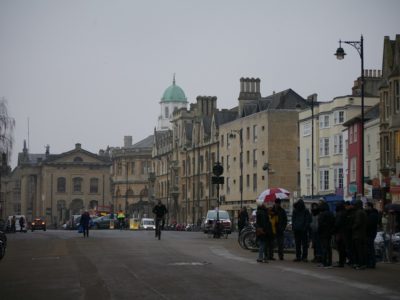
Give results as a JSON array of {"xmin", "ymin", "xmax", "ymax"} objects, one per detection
[
  {"xmin": 335, "ymin": 35, "xmax": 365, "ymax": 196},
  {"xmin": 229, "ymin": 128, "xmax": 243, "ymax": 208},
  {"xmin": 307, "ymin": 94, "xmax": 317, "ymax": 200},
  {"xmin": 125, "ymin": 161, "xmax": 129, "ymax": 215}
]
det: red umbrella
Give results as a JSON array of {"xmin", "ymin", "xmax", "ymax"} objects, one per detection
[{"xmin": 256, "ymin": 188, "xmax": 290, "ymax": 206}]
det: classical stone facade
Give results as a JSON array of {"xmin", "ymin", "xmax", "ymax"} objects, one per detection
[
  {"xmin": 110, "ymin": 135, "xmax": 153, "ymax": 218},
  {"xmin": 8, "ymin": 142, "xmax": 112, "ymax": 226}
]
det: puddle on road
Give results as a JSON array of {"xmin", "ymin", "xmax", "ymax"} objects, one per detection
[{"xmin": 168, "ymin": 261, "xmax": 210, "ymax": 266}]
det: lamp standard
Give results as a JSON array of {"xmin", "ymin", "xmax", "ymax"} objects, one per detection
[
  {"xmin": 125, "ymin": 161, "xmax": 129, "ymax": 215},
  {"xmin": 335, "ymin": 35, "xmax": 365, "ymax": 196},
  {"xmin": 307, "ymin": 94, "xmax": 317, "ymax": 200},
  {"xmin": 229, "ymin": 128, "xmax": 243, "ymax": 208}
]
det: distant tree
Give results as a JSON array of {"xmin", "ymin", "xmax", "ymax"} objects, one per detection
[{"xmin": 0, "ymin": 97, "xmax": 15, "ymax": 167}]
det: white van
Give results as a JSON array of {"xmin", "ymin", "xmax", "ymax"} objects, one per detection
[
  {"xmin": 7, "ymin": 215, "xmax": 27, "ymax": 232},
  {"xmin": 140, "ymin": 218, "xmax": 155, "ymax": 230}
]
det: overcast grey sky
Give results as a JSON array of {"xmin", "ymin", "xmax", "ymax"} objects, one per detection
[{"xmin": 1, "ymin": 0, "xmax": 399, "ymax": 168}]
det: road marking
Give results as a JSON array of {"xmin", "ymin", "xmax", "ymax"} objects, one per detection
[
  {"xmin": 210, "ymin": 246, "xmax": 400, "ymax": 300},
  {"xmin": 32, "ymin": 256, "xmax": 60, "ymax": 261}
]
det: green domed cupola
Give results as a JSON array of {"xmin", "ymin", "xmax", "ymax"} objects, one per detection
[{"xmin": 161, "ymin": 75, "xmax": 187, "ymax": 103}]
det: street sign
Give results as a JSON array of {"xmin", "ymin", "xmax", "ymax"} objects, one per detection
[{"xmin": 213, "ymin": 162, "xmax": 223, "ymax": 176}]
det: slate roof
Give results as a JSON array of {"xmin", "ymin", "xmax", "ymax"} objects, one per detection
[{"xmin": 132, "ymin": 135, "xmax": 154, "ymax": 149}]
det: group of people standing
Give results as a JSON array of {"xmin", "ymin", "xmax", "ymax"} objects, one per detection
[
  {"xmin": 252, "ymin": 199, "xmax": 288, "ymax": 263},
  {"xmin": 251, "ymin": 198, "xmax": 381, "ymax": 269},
  {"xmin": 291, "ymin": 198, "xmax": 380, "ymax": 269}
]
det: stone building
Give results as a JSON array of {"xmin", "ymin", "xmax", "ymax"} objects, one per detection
[
  {"xmin": 7, "ymin": 142, "xmax": 112, "ymax": 226},
  {"xmin": 379, "ymin": 34, "xmax": 400, "ymax": 203},
  {"xmin": 219, "ymin": 78, "xmax": 310, "ymax": 215},
  {"xmin": 110, "ymin": 135, "xmax": 154, "ymax": 218}
]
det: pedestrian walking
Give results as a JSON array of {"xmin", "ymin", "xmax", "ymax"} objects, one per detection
[
  {"xmin": 255, "ymin": 202, "xmax": 272, "ymax": 263},
  {"xmin": 11, "ymin": 216, "xmax": 16, "ymax": 233},
  {"xmin": 80, "ymin": 211, "xmax": 91, "ymax": 238},
  {"xmin": 238, "ymin": 207, "xmax": 249, "ymax": 234},
  {"xmin": 292, "ymin": 199, "xmax": 311, "ymax": 262},
  {"xmin": 333, "ymin": 202, "xmax": 347, "ymax": 267},
  {"xmin": 317, "ymin": 200, "xmax": 335, "ymax": 268},
  {"xmin": 273, "ymin": 199, "xmax": 288, "ymax": 260},
  {"xmin": 117, "ymin": 210, "xmax": 126, "ymax": 230},
  {"xmin": 352, "ymin": 200, "xmax": 367, "ymax": 270},
  {"xmin": 310, "ymin": 203, "xmax": 322, "ymax": 263},
  {"xmin": 365, "ymin": 202, "xmax": 379, "ymax": 268},
  {"xmin": 19, "ymin": 216, "xmax": 25, "ymax": 232}
]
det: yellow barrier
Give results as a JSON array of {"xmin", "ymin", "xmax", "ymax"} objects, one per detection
[{"xmin": 130, "ymin": 218, "xmax": 139, "ymax": 230}]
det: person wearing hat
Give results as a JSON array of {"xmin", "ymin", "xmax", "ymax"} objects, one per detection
[{"xmin": 273, "ymin": 199, "xmax": 288, "ymax": 260}]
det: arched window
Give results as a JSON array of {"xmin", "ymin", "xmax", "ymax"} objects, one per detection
[
  {"xmin": 57, "ymin": 177, "xmax": 66, "ymax": 193},
  {"xmin": 165, "ymin": 106, "xmax": 169, "ymax": 118},
  {"xmin": 73, "ymin": 177, "xmax": 83, "ymax": 193},
  {"xmin": 90, "ymin": 178, "xmax": 99, "ymax": 193},
  {"xmin": 73, "ymin": 156, "xmax": 83, "ymax": 162}
]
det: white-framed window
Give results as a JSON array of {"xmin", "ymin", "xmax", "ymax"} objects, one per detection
[
  {"xmin": 350, "ymin": 157, "xmax": 357, "ymax": 182},
  {"xmin": 319, "ymin": 169, "xmax": 329, "ymax": 191},
  {"xmin": 303, "ymin": 122, "xmax": 311, "ymax": 136},
  {"xmin": 354, "ymin": 125, "xmax": 358, "ymax": 142},
  {"xmin": 367, "ymin": 134, "xmax": 371, "ymax": 154},
  {"xmin": 306, "ymin": 148, "xmax": 310, "ymax": 168},
  {"xmin": 334, "ymin": 167, "xmax": 343, "ymax": 189},
  {"xmin": 333, "ymin": 134, "xmax": 343, "ymax": 154},
  {"xmin": 165, "ymin": 107, "xmax": 169, "ymax": 118},
  {"xmin": 319, "ymin": 137, "xmax": 330, "ymax": 156},
  {"xmin": 319, "ymin": 115, "xmax": 330, "ymax": 129},
  {"xmin": 349, "ymin": 127, "xmax": 353, "ymax": 144},
  {"xmin": 333, "ymin": 110, "xmax": 345, "ymax": 124},
  {"xmin": 366, "ymin": 161, "xmax": 371, "ymax": 178},
  {"xmin": 253, "ymin": 149, "xmax": 257, "ymax": 167},
  {"xmin": 306, "ymin": 175, "xmax": 311, "ymax": 195},
  {"xmin": 253, "ymin": 125, "xmax": 258, "ymax": 142}
]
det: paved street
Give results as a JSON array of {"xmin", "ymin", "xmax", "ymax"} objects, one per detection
[{"xmin": 0, "ymin": 230, "xmax": 399, "ymax": 300}]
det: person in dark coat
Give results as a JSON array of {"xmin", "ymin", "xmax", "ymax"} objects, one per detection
[
  {"xmin": 80, "ymin": 211, "xmax": 91, "ymax": 238},
  {"xmin": 318, "ymin": 200, "xmax": 335, "ymax": 268},
  {"xmin": 273, "ymin": 199, "xmax": 288, "ymax": 260},
  {"xmin": 333, "ymin": 202, "xmax": 347, "ymax": 267},
  {"xmin": 344, "ymin": 201, "xmax": 355, "ymax": 265},
  {"xmin": 352, "ymin": 200, "xmax": 367, "ymax": 269},
  {"xmin": 310, "ymin": 202, "xmax": 322, "ymax": 263},
  {"xmin": 365, "ymin": 202, "xmax": 379, "ymax": 268},
  {"xmin": 256, "ymin": 202, "xmax": 273, "ymax": 263},
  {"xmin": 292, "ymin": 199, "xmax": 311, "ymax": 262},
  {"xmin": 19, "ymin": 216, "xmax": 25, "ymax": 232},
  {"xmin": 238, "ymin": 207, "xmax": 249, "ymax": 234}
]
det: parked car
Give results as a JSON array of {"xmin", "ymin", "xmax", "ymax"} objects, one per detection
[
  {"xmin": 203, "ymin": 210, "xmax": 232, "ymax": 234},
  {"xmin": 31, "ymin": 218, "xmax": 46, "ymax": 231},
  {"xmin": 92, "ymin": 215, "xmax": 113, "ymax": 229},
  {"xmin": 65, "ymin": 215, "xmax": 81, "ymax": 230}
]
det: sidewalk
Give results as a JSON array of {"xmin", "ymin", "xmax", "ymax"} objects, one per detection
[{"xmin": 226, "ymin": 232, "xmax": 400, "ymax": 293}]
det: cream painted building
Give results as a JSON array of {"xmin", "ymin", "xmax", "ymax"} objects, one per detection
[{"xmin": 299, "ymin": 92, "xmax": 380, "ymax": 200}]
